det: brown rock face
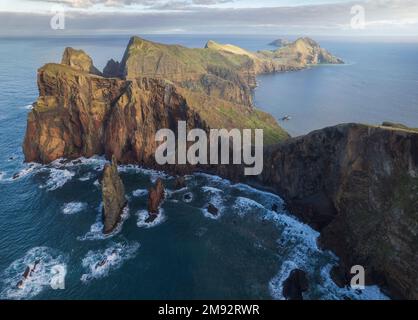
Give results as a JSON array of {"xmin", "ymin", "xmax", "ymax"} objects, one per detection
[
  {"xmin": 257, "ymin": 123, "xmax": 418, "ymax": 299},
  {"xmin": 61, "ymin": 47, "xmax": 102, "ymax": 76},
  {"xmin": 147, "ymin": 178, "xmax": 165, "ymax": 216},
  {"xmin": 282, "ymin": 269, "xmax": 309, "ymax": 300},
  {"xmin": 102, "ymin": 155, "xmax": 126, "ymax": 234},
  {"xmin": 23, "ymin": 63, "xmax": 205, "ymax": 165}
]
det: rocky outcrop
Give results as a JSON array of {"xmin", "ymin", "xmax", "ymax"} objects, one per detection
[
  {"xmin": 103, "ymin": 59, "xmax": 121, "ymax": 78},
  {"xmin": 22, "ymin": 63, "xmax": 207, "ymax": 165},
  {"xmin": 258, "ymin": 37, "xmax": 343, "ymax": 67},
  {"xmin": 282, "ymin": 269, "xmax": 309, "ymax": 300},
  {"xmin": 256, "ymin": 123, "xmax": 418, "ymax": 299},
  {"xmin": 61, "ymin": 47, "xmax": 102, "ymax": 76},
  {"xmin": 23, "ymin": 43, "xmax": 287, "ymax": 163},
  {"xmin": 102, "ymin": 155, "xmax": 126, "ymax": 234},
  {"xmin": 206, "ymin": 203, "xmax": 219, "ymax": 217},
  {"xmin": 146, "ymin": 178, "xmax": 165, "ymax": 222},
  {"xmin": 268, "ymin": 38, "xmax": 289, "ymax": 47}
]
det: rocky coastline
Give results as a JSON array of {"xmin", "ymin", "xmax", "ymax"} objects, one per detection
[{"xmin": 21, "ymin": 37, "xmax": 418, "ymax": 299}]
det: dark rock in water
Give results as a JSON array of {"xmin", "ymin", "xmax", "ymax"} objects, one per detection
[
  {"xmin": 282, "ymin": 269, "xmax": 309, "ymax": 300},
  {"xmin": 272, "ymin": 203, "xmax": 278, "ymax": 212},
  {"xmin": 22, "ymin": 266, "xmax": 31, "ymax": 279},
  {"xmin": 102, "ymin": 155, "xmax": 126, "ymax": 234},
  {"xmin": 207, "ymin": 203, "xmax": 219, "ymax": 216},
  {"xmin": 72, "ymin": 159, "xmax": 82, "ymax": 165},
  {"xmin": 183, "ymin": 192, "xmax": 193, "ymax": 203},
  {"xmin": 148, "ymin": 178, "xmax": 165, "ymax": 214},
  {"xmin": 145, "ymin": 213, "xmax": 158, "ymax": 223},
  {"xmin": 12, "ymin": 173, "xmax": 20, "ymax": 180},
  {"xmin": 174, "ymin": 176, "xmax": 186, "ymax": 190},
  {"xmin": 330, "ymin": 265, "xmax": 350, "ymax": 288}
]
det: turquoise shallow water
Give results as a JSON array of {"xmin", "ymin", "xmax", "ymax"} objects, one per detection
[{"xmin": 1, "ymin": 35, "xmax": 414, "ymax": 300}]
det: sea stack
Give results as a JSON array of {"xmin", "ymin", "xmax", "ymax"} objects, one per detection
[
  {"xmin": 146, "ymin": 178, "xmax": 165, "ymax": 222},
  {"xmin": 102, "ymin": 155, "xmax": 127, "ymax": 234}
]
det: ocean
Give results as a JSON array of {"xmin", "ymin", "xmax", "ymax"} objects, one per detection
[{"xmin": 1, "ymin": 34, "xmax": 416, "ymax": 300}]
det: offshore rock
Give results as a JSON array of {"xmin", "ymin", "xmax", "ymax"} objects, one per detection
[
  {"xmin": 102, "ymin": 155, "xmax": 126, "ymax": 234},
  {"xmin": 148, "ymin": 178, "xmax": 165, "ymax": 215},
  {"xmin": 282, "ymin": 269, "xmax": 309, "ymax": 300}
]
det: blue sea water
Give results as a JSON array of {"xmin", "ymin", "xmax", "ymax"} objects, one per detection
[{"xmin": 0, "ymin": 34, "xmax": 415, "ymax": 300}]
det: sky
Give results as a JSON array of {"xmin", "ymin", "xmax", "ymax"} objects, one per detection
[{"xmin": 0, "ymin": 0, "xmax": 417, "ymax": 37}]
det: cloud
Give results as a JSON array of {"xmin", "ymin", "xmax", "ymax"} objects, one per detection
[
  {"xmin": 27, "ymin": 0, "xmax": 233, "ymax": 9},
  {"xmin": 1, "ymin": 0, "xmax": 417, "ymax": 36}
]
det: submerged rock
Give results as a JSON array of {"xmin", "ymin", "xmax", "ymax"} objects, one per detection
[
  {"xmin": 206, "ymin": 203, "xmax": 219, "ymax": 216},
  {"xmin": 102, "ymin": 155, "xmax": 126, "ymax": 234},
  {"xmin": 282, "ymin": 269, "xmax": 309, "ymax": 300}
]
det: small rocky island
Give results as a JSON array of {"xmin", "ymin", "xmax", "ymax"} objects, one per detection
[
  {"xmin": 268, "ymin": 38, "xmax": 289, "ymax": 47},
  {"xmin": 101, "ymin": 155, "xmax": 126, "ymax": 234},
  {"xmin": 21, "ymin": 36, "xmax": 418, "ymax": 299}
]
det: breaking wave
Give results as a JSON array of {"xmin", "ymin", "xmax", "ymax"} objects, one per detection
[
  {"xmin": 132, "ymin": 189, "xmax": 148, "ymax": 197},
  {"xmin": 77, "ymin": 205, "xmax": 130, "ymax": 241},
  {"xmin": 62, "ymin": 202, "xmax": 88, "ymax": 215},
  {"xmin": 136, "ymin": 209, "xmax": 166, "ymax": 228},
  {"xmin": 40, "ymin": 168, "xmax": 75, "ymax": 191},
  {"xmin": 0, "ymin": 247, "xmax": 67, "ymax": 300},
  {"xmin": 80, "ymin": 241, "xmax": 140, "ymax": 283}
]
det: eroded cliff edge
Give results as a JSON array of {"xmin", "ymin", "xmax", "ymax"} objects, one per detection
[{"xmin": 255, "ymin": 123, "xmax": 418, "ymax": 299}]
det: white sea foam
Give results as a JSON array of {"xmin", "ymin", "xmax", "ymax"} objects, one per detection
[
  {"xmin": 132, "ymin": 189, "xmax": 148, "ymax": 197},
  {"xmin": 40, "ymin": 168, "xmax": 75, "ymax": 191},
  {"xmin": 78, "ymin": 172, "xmax": 93, "ymax": 181},
  {"xmin": 0, "ymin": 247, "xmax": 67, "ymax": 300},
  {"xmin": 232, "ymin": 196, "xmax": 265, "ymax": 217},
  {"xmin": 201, "ymin": 186, "xmax": 224, "ymax": 220},
  {"xmin": 118, "ymin": 165, "xmax": 171, "ymax": 183},
  {"xmin": 22, "ymin": 104, "xmax": 33, "ymax": 110},
  {"xmin": 51, "ymin": 156, "xmax": 107, "ymax": 169},
  {"xmin": 232, "ymin": 183, "xmax": 285, "ymax": 211},
  {"xmin": 182, "ymin": 192, "xmax": 193, "ymax": 203},
  {"xmin": 62, "ymin": 202, "xmax": 87, "ymax": 215},
  {"xmin": 5, "ymin": 163, "xmax": 42, "ymax": 181},
  {"xmin": 80, "ymin": 241, "xmax": 140, "ymax": 283},
  {"xmin": 201, "ymin": 186, "xmax": 223, "ymax": 193},
  {"xmin": 316, "ymin": 264, "xmax": 389, "ymax": 300},
  {"xmin": 93, "ymin": 179, "xmax": 101, "ymax": 188},
  {"xmin": 78, "ymin": 205, "xmax": 129, "ymax": 241},
  {"xmin": 136, "ymin": 209, "xmax": 166, "ymax": 228}
]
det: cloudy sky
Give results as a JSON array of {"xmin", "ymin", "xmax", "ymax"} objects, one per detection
[{"xmin": 0, "ymin": 0, "xmax": 417, "ymax": 37}]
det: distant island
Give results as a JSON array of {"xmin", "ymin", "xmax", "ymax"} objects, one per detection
[
  {"xmin": 21, "ymin": 36, "xmax": 418, "ymax": 300},
  {"xmin": 268, "ymin": 38, "xmax": 290, "ymax": 47}
]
